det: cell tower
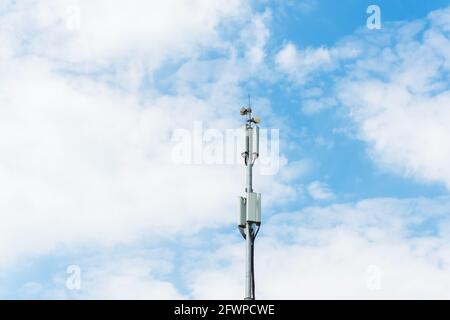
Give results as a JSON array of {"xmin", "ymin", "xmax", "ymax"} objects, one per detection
[{"xmin": 238, "ymin": 103, "xmax": 261, "ymax": 300}]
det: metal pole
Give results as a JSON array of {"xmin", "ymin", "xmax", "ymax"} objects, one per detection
[
  {"xmin": 245, "ymin": 122, "xmax": 255, "ymax": 300},
  {"xmin": 239, "ymin": 106, "xmax": 260, "ymax": 301},
  {"xmin": 245, "ymin": 223, "xmax": 253, "ymax": 299}
]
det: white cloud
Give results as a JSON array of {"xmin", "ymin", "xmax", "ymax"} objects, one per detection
[
  {"xmin": 79, "ymin": 258, "xmax": 185, "ymax": 300},
  {"xmin": 275, "ymin": 43, "xmax": 332, "ymax": 84},
  {"xmin": 335, "ymin": 6, "xmax": 450, "ymax": 189},
  {"xmin": 276, "ymin": 5, "xmax": 450, "ymax": 190},
  {"xmin": 0, "ymin": 57, "xmax": 243, "ymax": 264},
  {"xmin": 302, "ymin": 97, "xmax": 337, "ymax": 114},
  {"xmin": 20, "ymin": 254, "xmax": 185, "ymax": 299},
  {"xmin": 307, "ymin": 181, "xmax": 334, "ymax": 200},
  {"xmin": 275, "ymin": 41, "xmax": 360, "ymax": 85},
  {"xmin": 0, "ymin": 1, "xmax": 292, "ymax": 268},
  {"xmin": 2, "ymin": 0, "xmax": 246, "ymax": 62},
  {"xmin": 241, "ymin": 11, "xmax": 271, "ymax": 69},
  {"xmin": 12, "ymin": 196, "xmax": 450, "ymax": 299},
  {"xmin": 278, "ymin": 159, "xmax": 312, "ymax": 182},
  {"xmin": 188, "ymin": 197, "xmax": 450, "ymax": 299}
]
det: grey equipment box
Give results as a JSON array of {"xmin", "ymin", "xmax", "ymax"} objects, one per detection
[{"xmin": 238, "ymin": 193, "xmax": 261, "ymax": 227}]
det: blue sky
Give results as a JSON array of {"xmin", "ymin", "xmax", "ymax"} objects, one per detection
[{"xmin": 1, "ymin": 0, "xmax": 450, "ymax": 299}]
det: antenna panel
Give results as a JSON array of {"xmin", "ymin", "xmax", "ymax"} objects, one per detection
[
  {"xmin": 238, "ymin": 196, "xmax": 246, "ymax": 227},
  {"xmin": 241, "ymin": 125, "xmax": 249, "ymax": 155},
  {"xmin": 246, "ymin": 192, "xmax": 261, "ymax": 224},
  {"xmin": 253, "ymin": 125, "xmax": 260, "ymax": 157}
]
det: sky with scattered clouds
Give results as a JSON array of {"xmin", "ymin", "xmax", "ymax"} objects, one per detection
[{"xmin": 1, "ymin": 0, "xmax": 450, "ymax": 299}]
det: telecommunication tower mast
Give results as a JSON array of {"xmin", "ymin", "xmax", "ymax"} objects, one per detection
[{"xmin": 238, "ymin": 105, "xmax": 261, "ymax": 300}]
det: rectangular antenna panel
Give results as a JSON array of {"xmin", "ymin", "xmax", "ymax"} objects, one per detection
[
  {"xmin": 238, "ymin": 196, "xmax": 246, "ymax": 227},
  {"xmin": 253, "ymin": 125, "xmax": 260, "ymax": 156},
  {"xmin": 241, "ymin": 126, "xmax": 249, "ymax": 155},
  {"xmin": 246, "ymin": 192, "xmax": 261, "ymax": 224}
]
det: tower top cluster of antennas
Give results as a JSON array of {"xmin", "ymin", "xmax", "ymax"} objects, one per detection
[{"xmin": 240, "ymin": 107, "xmax": 261, "ymax": 125}]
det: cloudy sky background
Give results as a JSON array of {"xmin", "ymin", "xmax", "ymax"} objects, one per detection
[{"xmin": 1, "ymin": 0, "xmax": 450, "ymax": 299}]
